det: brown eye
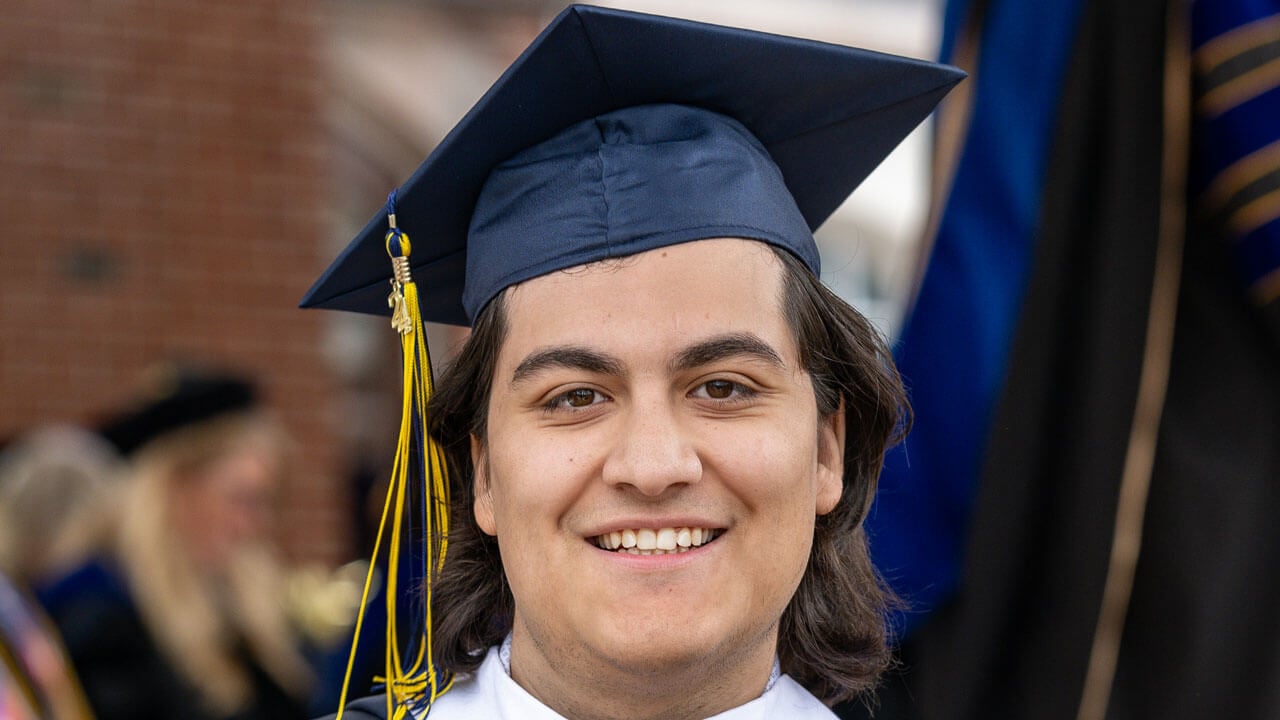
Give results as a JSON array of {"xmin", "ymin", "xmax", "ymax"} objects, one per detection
[
  {"xmin": 545, "ymin": 387, "xmax": 608, "ymax": 413},
  {"xmin": 566, "ymin": 388, "xmax": 597, "ymax": 407},
  {"xmin": 704, "ymin": 380, "xmax": 735, "ymax": 399},
  {"xmin": 692, "ymin": 379, "xmax": 756, "ymax": 405}
]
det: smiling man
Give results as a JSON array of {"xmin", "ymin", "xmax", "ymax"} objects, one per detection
[
  {"xmin": 304, "ymin": 5, "xmax": 962, "ymax": 719},
  {"xmin": 440, "ymin": 238, "xmax": 852, "ymax": 720}
]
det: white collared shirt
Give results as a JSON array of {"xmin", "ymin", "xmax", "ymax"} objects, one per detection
[{"xmin": 413, "ymin": 643, "xmax": 838, "ymax": 719}]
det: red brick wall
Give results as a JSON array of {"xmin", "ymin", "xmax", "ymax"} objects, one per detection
[{"xmin": 0, "ymin": 2, "xmax": 346, "ymax": 564}]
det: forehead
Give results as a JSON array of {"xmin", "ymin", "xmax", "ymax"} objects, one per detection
[{"xmin": 496, "ymin": 238, "xmax": 797, "ymax": 367}]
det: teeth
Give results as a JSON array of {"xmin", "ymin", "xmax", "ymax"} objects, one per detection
[{"xmin": 595, "ymin": 527, "xmax": 718, "ymax": 554}]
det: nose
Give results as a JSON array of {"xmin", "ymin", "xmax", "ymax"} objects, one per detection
[{"xmin": 601, "ymin": 397, "xmax": 702, "ymax": 496}]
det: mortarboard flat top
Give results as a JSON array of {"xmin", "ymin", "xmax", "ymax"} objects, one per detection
[{"xmin": 301, "ymin": 3, "xmax": 964, "ymax": 326}]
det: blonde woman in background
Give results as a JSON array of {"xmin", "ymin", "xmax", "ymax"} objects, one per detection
[{"xmin": 37, "ymin": 366, "xmax": 313, "ymax": 720}]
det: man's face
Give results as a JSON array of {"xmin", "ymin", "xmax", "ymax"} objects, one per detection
[{"xmin": 473, "ymin": 238, "xmax": 844, "ymax": 686}]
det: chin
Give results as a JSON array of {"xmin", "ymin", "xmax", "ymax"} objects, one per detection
[
  {"xmin": 590, "ymin": 616, "xmax": 761, "ymax": 675},
  {"xmin": 597, "ymin": 642, "xmax": 715, "ymax": 676}
]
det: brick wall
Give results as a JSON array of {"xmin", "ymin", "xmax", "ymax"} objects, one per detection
[{"xmin": 0, "ymin": 2, "xmax": 346, "ymax": 564}]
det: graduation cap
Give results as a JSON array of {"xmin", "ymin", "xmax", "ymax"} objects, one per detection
[
  {"xmin": 303, "ymin": 5, "xmax": 963, "ymax": 715},
  {"xmin": 98, "ymin": 365, "xmax": 257, "ymax": 456},
  {"xmin": 301, "ymin": 3, "xmax": 964, "ymax": 325}
]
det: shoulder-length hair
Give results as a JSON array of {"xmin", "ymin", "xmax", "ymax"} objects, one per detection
[{"xmin": 426, "ymin": 245, "xmax": 909, "ymax": 705}]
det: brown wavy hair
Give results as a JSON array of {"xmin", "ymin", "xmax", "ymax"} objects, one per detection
[{"xmin": 426, "ymin": 245, "xmax": 908, "ymax": 704}]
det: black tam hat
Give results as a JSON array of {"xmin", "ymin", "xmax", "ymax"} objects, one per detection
[{"xmin": 98, "ymin": 365, "xmax": 257, "ymax": 456}]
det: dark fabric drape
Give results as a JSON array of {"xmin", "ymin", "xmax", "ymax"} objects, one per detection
[{"xmin": 839, "ymin": 0, "xmax": 1280, "ymax": 718}]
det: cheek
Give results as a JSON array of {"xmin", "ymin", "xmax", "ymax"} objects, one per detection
[
  {"xmin": 174, "ymin": 483, "xmax": 214, "ymax": 530},
  {"xmin": 482, "ymin": 438, "xmax": 598, "ymax": 532},
  {"xmin": 714, "ymin": 423, "xmax": 821, "ymax": 500}
]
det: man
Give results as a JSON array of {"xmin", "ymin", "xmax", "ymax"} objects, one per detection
[{"xmin": 303, "ymin": 5, "xmax": 962, "ymax": 718}]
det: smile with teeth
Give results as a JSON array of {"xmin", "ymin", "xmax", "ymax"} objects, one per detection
[{"xmin": 594, "ymin": 527, "xmax": 720, "ymax": 555}]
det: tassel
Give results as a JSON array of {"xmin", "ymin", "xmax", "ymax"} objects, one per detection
[{"xmin": 336, "ymin": 191, "xmax": 453, "ymax": 719}]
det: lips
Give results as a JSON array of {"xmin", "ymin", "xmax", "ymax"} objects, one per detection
[{"xmin": 593, "ymin": 526, "xmax": 721, "ymax": 555}]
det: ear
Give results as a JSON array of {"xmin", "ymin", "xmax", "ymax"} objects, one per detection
[
  {"xmin": 471, "ymin": 434, "xmax": 498, "ymax": 536},
  {"xmin": 815, "ymin": 401, "xmax": 846, "ymax": 516}
]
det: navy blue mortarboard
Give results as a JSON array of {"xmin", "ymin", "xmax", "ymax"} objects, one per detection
[{"xmin": 301, "ymin": 3, "xmax": 964, "ymax": 325}]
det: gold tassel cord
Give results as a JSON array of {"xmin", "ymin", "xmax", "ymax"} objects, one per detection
[{"xmin": 335, "ymin": 208, "xmax": 452, "ymax": 719}]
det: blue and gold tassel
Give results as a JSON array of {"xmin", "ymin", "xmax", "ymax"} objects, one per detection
[{"xmin": 337, "ymin": 191, "xmax": 453, "ymax": 719}]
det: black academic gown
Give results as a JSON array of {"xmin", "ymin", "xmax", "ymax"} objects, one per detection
[
  {"xmin": 38, "ymin": 559, "xmax": 307, "ymax": 720},
  {"xmin": 837, "ymin": 0, "xmax": 1280, "ymax": 718}
]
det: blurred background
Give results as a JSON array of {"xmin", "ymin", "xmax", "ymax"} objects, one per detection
[
  {"xmin": 5, "ymin": 2, "xmax": 1279, "ymax": 719},
  {"xmin": 0, "ymin": 0, "xmax": 940, "ymax": 572}
]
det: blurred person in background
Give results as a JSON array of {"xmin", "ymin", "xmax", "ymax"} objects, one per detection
[
  {"xmin": 0, "ymin": 425, "xmax": 123, "ymax": 588},
  {"xmin": 841, "ymin": 0, "xmax": 1280, "ymax": 719},
  {"xmin": 38, "ymin": 365, "xmax": 313, "ymax": 720},
  {"xmin": 0, "ymin": 425, "xmax": 120, "ymax": 720}
]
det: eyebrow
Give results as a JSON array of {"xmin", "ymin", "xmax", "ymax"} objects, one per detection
[
  {"xmin": 669, "ymin": 333, "xmax": 785, "ymax": 374},
  {"xmin": 511, "ymin": 346, "xmax": 625, "ymax": 385}
]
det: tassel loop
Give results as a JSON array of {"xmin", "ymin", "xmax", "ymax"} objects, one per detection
[{"xmin": 384, "ymin": 190, "xmax": 415, "ymax": 336}]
